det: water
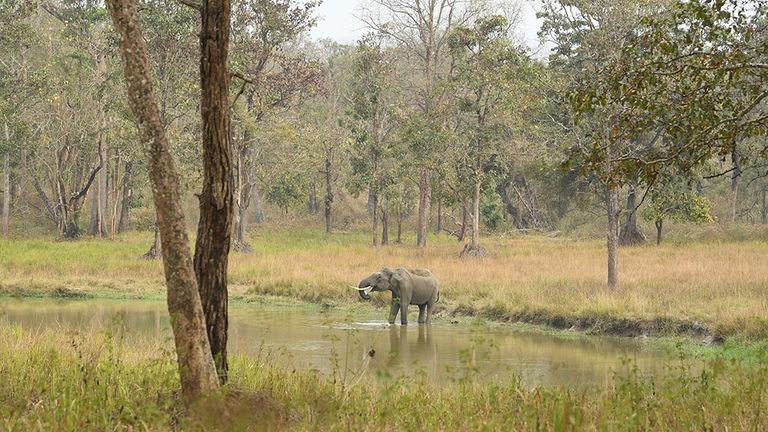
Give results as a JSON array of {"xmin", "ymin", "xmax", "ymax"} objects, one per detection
[{"xmin": 0, "ymin": 298, "xmax": 666, "ymax": 387}]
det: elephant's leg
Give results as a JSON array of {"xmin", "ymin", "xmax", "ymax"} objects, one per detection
[
  {"xmin": 388, "ymin": 297, "xmax": 400, "ymax": 324},
  {"xmin": 425, "ymin": 301, "xmax": 435, "ymax": 324},
  {"xmin": 400, "ymin": 294, "xmax": 411, "ymax": 325},
  {"xmin": 418, "ymin": 304, "xmax": 427, "ymax": 324}
]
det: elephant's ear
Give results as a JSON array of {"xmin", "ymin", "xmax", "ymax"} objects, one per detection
[{"xmin": 390, "ymin": 270, "xmax": 405, "ymax": 297}]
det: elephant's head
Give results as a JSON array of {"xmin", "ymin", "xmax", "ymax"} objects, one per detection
[{"xmin": 355, "ymin": 268, "xmax": 401, "ymax": 300}]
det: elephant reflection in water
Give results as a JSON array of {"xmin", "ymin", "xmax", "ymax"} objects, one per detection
[{"xmin": 385, "ymin": 325, "xmax": 438, "ymax": 379}]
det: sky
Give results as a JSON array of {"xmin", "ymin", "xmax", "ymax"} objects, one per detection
[{"xmin": 309, "ymin": 0, "xmax": 549, "ymax": 56}]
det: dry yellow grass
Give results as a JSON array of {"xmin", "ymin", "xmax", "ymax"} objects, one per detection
[{"xmin": 2, "ymin": 228, "xmax": 767, "ymax": 338}]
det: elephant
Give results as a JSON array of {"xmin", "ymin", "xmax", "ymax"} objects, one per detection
[{"xmin": 355, "ymin": 267, "xmax": 439, "ymax": 325}]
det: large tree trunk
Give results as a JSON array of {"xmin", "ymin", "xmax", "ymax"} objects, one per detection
[
  {"xmin": 117, "ymin": 160, "xmax": 133, "ymax": 233},
  {"xmin": 193, "ymin": 0, "xmax": 234, "ymax": 384},
  {"xmin": 107, "ymin": 0, "xmax": 219, "ymax": 401},
  {"xmin": 2, "ymin": 151, "xmax": 9, "ymax": 237},
  {"xmin": 619, "ymin": 180, "xmax": 645, "ymax": 245},
  {"xmin": 730, "ymin": 150, "xmax": 741, "ymax": 223},
  {"xmin": 416, "ymin": 168, "xmax": 430, "ymax": 247},
  {"xmin": 607, "ymin": 184, "xmax": 620, "ymax": 290},
  {"xmin": 324, "ymin": 156, "xmax": 333, "ymax": 234}
]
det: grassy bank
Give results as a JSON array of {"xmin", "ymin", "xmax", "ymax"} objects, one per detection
[
  {"xmin": 1, "ymin": 324, "xmax": 766, "ymax": 431},
  {"xmin": 2, "ymin": 229, "xmax": 768, "ymax": 340}
]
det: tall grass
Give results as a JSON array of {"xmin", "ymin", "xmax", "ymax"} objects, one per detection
[
  {"xmin": 2, "ymin": 228, "xmax": 768, "ymax": 338},
  {"xmin": 0, "ymin": 324, "xmax": 766, "ymax": 431}
]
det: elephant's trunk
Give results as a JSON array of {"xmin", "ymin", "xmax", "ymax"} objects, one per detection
[{"xmin": 357, "ymin": 276, "xmax": 373, "ymax": 300}]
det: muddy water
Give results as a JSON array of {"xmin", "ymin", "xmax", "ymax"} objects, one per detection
[{"xmin": 0, "ymin": 299, "xmax": 666, "ymax": 387}]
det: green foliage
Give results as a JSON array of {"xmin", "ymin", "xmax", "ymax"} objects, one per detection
[
  {"xmin": 266, "ymin": 171, "xmax": 308, "ymax": 214},
  {"xmin": 480, "ymin": 190, "xmax": 505, "ymax": 231},
  {"xmin": 642, "ymin": 183, "xmax": 713, "ymax": 225},
  {"xmin": 568, "ymin": 0, "xmax": 768, "ymax": 185}
]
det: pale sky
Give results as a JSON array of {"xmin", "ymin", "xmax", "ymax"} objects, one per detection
[{"xmin": 310, "ymin": 0, "xmax": 549, "ymax": 56}]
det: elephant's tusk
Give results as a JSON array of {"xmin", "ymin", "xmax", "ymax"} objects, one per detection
[{"xmin": 352, "ymin": 286, "xmax": 373, "ymax": 294}]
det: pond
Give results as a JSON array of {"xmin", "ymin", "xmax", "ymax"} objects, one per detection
[{"xmin": 0, "ymin": 298, "xmax": 668, "ymax": 387}]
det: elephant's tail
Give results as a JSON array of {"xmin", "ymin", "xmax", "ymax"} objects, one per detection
[{"xmin": 436, "ymin": 290, "xmax": 440, "ymax": 304}]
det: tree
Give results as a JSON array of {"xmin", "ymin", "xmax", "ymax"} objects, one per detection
[
  {"xmin": 346, "ymin": 37, "xmax": 397, "ymax": 248},
  {"xmin": 642, "ymin": 179, "xmax": 713, "ymax": 244},
  {"xmin": 448, "ymin": 14, "xmax": 535, "ymax": 256},
  {"xmin": 229, "ymin": 0, "xmax": 321, "ymax": 251},
  {"xmin": 106, "ymin": 0, "xmax": 219, "ymax": 401},
  {"xmin": 541, "ymin": 0, "xmax": 671, "ymax": 289},
  {"xmin": 362, "ymin": 0, "xmax": 478, "ymax": 248},
  {"xmin": 570, "ymin": 0, "xmax": 768, "ymax": 241},
  {"xmin": 191, "ymin": 0, "xmax": 235, "ymax": 384}
]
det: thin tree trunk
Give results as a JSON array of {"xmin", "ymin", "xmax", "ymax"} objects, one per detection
[
  {"xmin": 234, "ymin": 140, "xmax": 252, "ymax": 252},
  {"xmin": 416, "ymin": 168, "xmax": 430, "ymax": 247},
  {"xmin": 324, "ymin": 156, "xmax": 333, "ymax": 234},
  {"xmin": 607, "ymin": 184, "xmax": 620, "ymax": 290},
  {"xmin": 107, "ymin": 0, "xmax": 219, "ymax": 401},
  {"xmin": 458, "ymin": 203, "xmax": 468, "ymax": 242},
  {"xmin": 435, "ymin": 187, "xmax": 442, "ymax": 234},
  {"xmin": 117, "ymin": 160, "xmax": 133, "ymax": 233},
  {"xmin": 730, "ymin": 150, "xmax": 741, "ymax": 223},
  {"xmin": 2, "ymin": 151, "xmax": 9, "ymax": 237},
  {"xmin": 372, "ymin": 191, "xmax": 379, "ymax": 248},
  {"xmin": 619, "ymin": 179, "xmax": 645, "ymax": 245},
  {"xmin": 90, "ymin": 137, "xmax": 109, "ymax": 237},
  {"xmin": 396, "ymin": 208, "xmax": 403, "ymax": 244},
  {"xmin": 193, "ymin": 0, "xmax": 234, "ymax": 384},
  {"xmin": 144, "ymin": 225, "xmax": 162, "ymax": 259},
  {"xmin": 471, "ymin": 174, "xmax": 480, "ymax": 249},
  {"xmin": 381, "ymin": 204, "xmax": 389, "ymax": 246},
  {"xmin": 252, "ymin": 183, "xmax": 264, "ymax": 224},
  {"xmin": 655, "ymin": 219, "xmax": 663, "ymax": 245},
  {"xmin": 761, "ymin": 188, "xmax": 767, "ymax": 225}
]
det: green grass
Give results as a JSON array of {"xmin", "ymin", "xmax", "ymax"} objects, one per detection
[
  {"xmin": 2, "ymin": 228, "xmax": 768, "ymax": 341},
  {"xmin": 1, "ymin": 324, "xmax": 766, "ymax": 431}
]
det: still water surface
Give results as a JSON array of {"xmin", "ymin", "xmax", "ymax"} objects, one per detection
[{"xmin": 0, "ymin": 299, "xmax": 666, "ymax": 387}]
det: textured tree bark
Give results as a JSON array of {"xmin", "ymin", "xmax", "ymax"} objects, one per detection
[
  {"xmin": 106, "ymin": 0, "xmax": 219, "ymax": 401},
  {"xmin": 416, "ymin": 168, "xmax": 430, "ymax": 247},
  {"xmin": 324, "ymin": 156, "xmax": 333, "ymax": 234},
  {"xmin": 117, "ymin": 161, "xmax": 133, "ymax": 233},
  {"xmin": 606, "ymin": 184, "xmax": 620, "ymax": 290},
  {"xmin": 193, "ymin": 0, "xmax": 234, "ymax": 384}
]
